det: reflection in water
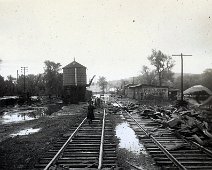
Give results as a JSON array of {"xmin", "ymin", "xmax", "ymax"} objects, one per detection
[
  {"xmin": 0, "ymin": 107, "xmax": 48, "ymax": 124},
  {"xmin": 115, "ymin": 122, "xmax": 147, "ymax": 155},
  {"xmin": 10, "ymin": 128, "xmax": 40, "ymax": 137},
  {"xmin": 3, "ymin": 112, "xmax": 36, "ymax": 123}
]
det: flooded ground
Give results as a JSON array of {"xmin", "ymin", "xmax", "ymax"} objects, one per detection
[
  {"xmin": 115, "ymin": 122, "xmax": 146, "ymax": 155},
  {"xmin": 0, "ymin": 103, "xmax": 86, "ymax": 144},
  {"xmin": 0, "ymin": 103, "xmax": 86, "ymax": 170},
  {"xmin": 0, "ymin": 107, "xmax": 48, "ymax": 124},
  {"xmin": 0, "ymin": 103, "xmax": 65, "ymax": 125},
  {"xmin": 115, "ymin": 120, "xmax": 158, "ymax": 170}
]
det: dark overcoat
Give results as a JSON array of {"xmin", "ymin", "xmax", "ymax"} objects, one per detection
[{"xmin": 87, "ymin": 105, "xmax": 95, "ymax": 120}]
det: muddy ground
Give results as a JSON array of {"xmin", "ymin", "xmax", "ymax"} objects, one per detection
[
  {"xmin": 0, "ymin": 102, "xmax": 158, "ymax": 170},
  {"xmin": 0, "ymin": 104, "xmax": 88, "ymax": 170}
]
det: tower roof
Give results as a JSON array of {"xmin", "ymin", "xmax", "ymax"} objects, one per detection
[{"xmin": 63, "ymin": 60, "xmax": 86, "ymax": 69}]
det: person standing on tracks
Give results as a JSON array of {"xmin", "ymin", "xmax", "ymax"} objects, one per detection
[
  {"xmin": 87, "ymin": 100, "xmax": 95, "ymax": 124},
  {"xmin": 95, "ymin": 97, "xmax": 101, "ymax": 108}
]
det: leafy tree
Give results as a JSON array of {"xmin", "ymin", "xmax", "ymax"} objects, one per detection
[
  {"xmin": 35, "ymin": 74, "xmax": 46, "ymax": 95},
  {"xmin": 17, "ymin": 73, "xmax": 46, "ymax": 96},
  {"xmin": 17, "ymin": 75, "xmax": 25, "ymax": 95},
  {"xmin": 43, "ymin": 60, "xmax": 62, "ymax": 98},
  {"xmin": 7, "ymin": 75, "xmax": 16, "ymax": 85},
  {"xmin": 4, "ymin": 76, "xmax": 16, "ymax": 96},
  {"xmin": 148, "ymin": 49, "xmax": 175, "ymax": 86},
  {"xmin": 0, "ymin": 75, "xmax": 5, "ymax": 96},
  {"xmin": 140, "ymin": 65, "xmax": 157, "ymax": 85},
  {"xmin": 24, "ymin": 74, "xmax": 44, "ymax": 96},
  {"xmin": 55, "ymin": 73, "xmax": 63, "ymax": 97},
  {"xmin": 0, "ymin": 75, "xmax": 15, "ymax": 97},
  {"xmin": 97, "ymin": 76, "xmax": 108, "ymax": 94}
]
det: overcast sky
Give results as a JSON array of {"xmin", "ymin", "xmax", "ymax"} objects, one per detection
[{"xmin": 0, "ymin": 0, "xmax": 212, "ymax": 81}]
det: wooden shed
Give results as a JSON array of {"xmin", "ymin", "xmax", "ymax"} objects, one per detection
[{"xmin": 126, "ymin": 84, "xmax": 169, "ymax": 100}]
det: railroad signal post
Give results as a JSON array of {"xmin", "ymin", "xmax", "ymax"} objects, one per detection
[{"xmin": 172, "ymin": 53, "xmax": 192, "ymax": 103}]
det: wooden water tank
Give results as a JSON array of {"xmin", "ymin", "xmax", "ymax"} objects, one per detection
[
  {"xmin": 62, "ymin": 60, "xmax": 87, "ymax": 103},
  {"xmin": 63, "ymin": 61, "xmax": 87, "ymax": 86}
]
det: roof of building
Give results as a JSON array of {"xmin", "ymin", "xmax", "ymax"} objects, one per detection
[
  {"xmin": 63, "ymin": 60, "xmax": 86, "ymax": 69},
  {"xmin": 128, "ymin": 84, "xmax": 169, "ymax": 89},
  {"xmin": 169, "ymin": 88, "xmax": 180, "ymax": 92},
  {"xmin": 124, "ymin": 83, "xmax": 134, "ymax": 88},
  {"xmin": 184, "ymin": 85, "xmax": 212, "ymax": 95}
]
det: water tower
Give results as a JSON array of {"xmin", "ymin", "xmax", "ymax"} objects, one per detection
[{"xmin": 62, "ymin": 60, "xmax": 87, "ymax": 103}]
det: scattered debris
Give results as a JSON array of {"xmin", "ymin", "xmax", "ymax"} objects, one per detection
[{"xmin": 109, "ymin": 99, "xmax": 212, "ymax": 147}]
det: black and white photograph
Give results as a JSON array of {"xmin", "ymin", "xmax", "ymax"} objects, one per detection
[{"xmin": 0, "ymin": 0, "xmax": 212, "ymax": 169}]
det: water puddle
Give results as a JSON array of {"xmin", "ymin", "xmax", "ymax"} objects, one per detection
[
  {"xmin": 0, "ymin": 107, "xmax": 48, "ymax": 124},
  {"xmin": 10, "ymin": 128, "xmax": 40, "ymax": 137},
  {"xmin": 0, "ymin": 103, "xmax": 66, "ymax": 124},
  {"xmin": 115, "ymin": 122, "xmax": 147, "ymax": 155}
]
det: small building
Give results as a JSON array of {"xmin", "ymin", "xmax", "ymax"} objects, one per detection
[
  {"xmin": 123, "ymin": 83, "xmax": 134, "ymax": 97},
  {"xmin": 126, "ymin": 84, "xmax": 169, "ymax": 100}
]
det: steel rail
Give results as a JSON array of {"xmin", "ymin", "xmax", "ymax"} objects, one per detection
[
  {"xmin": 43, "ymin": 117, "xmax": 87, "ymax": 170},
  {"xmin": 115, "ymin": 100, "xmax": 187, "ymax": 170},
  {"xmin": 126, "ymin": 161, "xmax": 144, "ymax": 170},
  {"xmin": 175, "ymin": 130, "xmax": 212, "ymax": 157},
  {"xmin": 98, "ymin": 108, "xmax": 106, "ymax": 170},
  {"xmin": 191, "ymin": 141, "xmax": 212, "ymax": 157}
]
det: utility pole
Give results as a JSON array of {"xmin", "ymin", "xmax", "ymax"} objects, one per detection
[
  {"xmin": 17, "ymin": 70, "xmax": 19, "ymax": 82},
  {"xmin": 21, "ymin": 67, "xmax": 28, "ymax": 94},
  {"xmin": 172, "ymin": 53, "xmax": 192, "ymax": 102},
  {"xmin": 132, "ymin": 77, "xmax": 135, "ymax": 99}
]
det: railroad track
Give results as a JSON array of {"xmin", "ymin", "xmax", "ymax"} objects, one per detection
[
  {"xmin": 35, "ymin": 109, "xmax": 118, "ymax": 170},
  {"xmin": 115, "ymin": 100, "xmax": 212, "ymax": 170}
]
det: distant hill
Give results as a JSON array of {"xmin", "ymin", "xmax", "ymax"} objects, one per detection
[
  {"xmin": 107, "ymin": 73, "xmax": 201, "ymax": 88},
  {"xmin": 173, "ymin": 73, "xmax": 201, "ymax": 79}
]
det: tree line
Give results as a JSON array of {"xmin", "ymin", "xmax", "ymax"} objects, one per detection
[
  {"xmin": 107, "ymin": 49, "xmax": 212, "ymax": 92},
  {"xmin": 139, "ymin": 49, "xmax": 212, "ymax": 91},
  {"xmin": 0, "ymin": 60, "xmax": 63, "ymax": 98},
  {"xmin": 1, "ymin": 50, "xmax": 212, "ymax": 98}
]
